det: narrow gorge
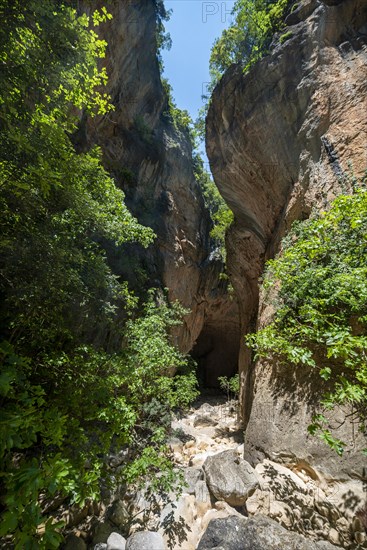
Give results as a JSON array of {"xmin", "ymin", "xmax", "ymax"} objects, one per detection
[
  {"xmin": 1, "ymin": 0, "xmax": 367, "ymax": 549},
  {"xmin": 82, "ymin": 0, "xmax": 241, "ymax": 385}
]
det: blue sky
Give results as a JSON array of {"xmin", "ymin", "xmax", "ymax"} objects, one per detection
[{"xmin": 162, "ymin": 0, "xmax": 234, "ymax": 155}]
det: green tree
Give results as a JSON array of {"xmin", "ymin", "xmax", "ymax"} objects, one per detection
[
  {"xmin": 246, "ymin": 176, "xmax": 367, "ymax": 455},
  {"xmin": 210, "ymin": 0, "xmax": 290, "ymax": 78},
  {"xmin": 0, "ymin": 2, "xmax": 198, "ymax": 547}
]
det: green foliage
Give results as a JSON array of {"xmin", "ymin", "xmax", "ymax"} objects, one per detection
[
  {"xmin": 218, "ymin": 374, "xmax": 240, "ymax": 400},
  {"xmin": 0, "ymin": 2, "xmax": 198, "ymax": 547},
  {"xmin": 161, "ymin": 80, "xmax": 234, "ymax": 266},
  {"xmin": 154, "ymin": 0, "xmax": 172, "ymax": 70},
  {"xmin": 1, "ymin": 297, "xmax": 199, "ymax": 547},
  {"xmin": 246, "ymin": 176, "xmax": 367, "ymax": 453},
  {"xmin": 193, "ymin": 154, "xmax": 234, "ymax": 262},
  {"xmin": 279, "ymin": 30, "xmax": 293, "ymax": 43},
  {"xmin": 210, "ymin": 0, "xmax": 291, "ymax": 79}
]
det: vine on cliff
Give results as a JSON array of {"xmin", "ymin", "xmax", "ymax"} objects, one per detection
[{"xmin": 246, "ymin": 174, "xmax": 367, "ymax": 455}]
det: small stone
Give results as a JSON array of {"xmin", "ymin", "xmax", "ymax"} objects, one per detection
[
  {"xmin": 355, "ymin": 531, "xmax": 367, "ymax": 544},
  {"xmin": 193, "ymin": 415, "xmax": 217, "ymax": 428},
  {"xmin": 94, "ymin": 544, "xmax": 108, "ymax": 550},
  {"xmin": 107, "ymin": 532, "xmax": 127, "ymax": 550},
  {"xmin": 335, "ymin": 516, "xmax": 349, "ymax": 533},
  {"xmin": 328, "ymin": 528, "xmax": 340, "ymax": 545},
  {"xmin": 189, "ymin": 452, "xmax": 209, "ymax": 467}
]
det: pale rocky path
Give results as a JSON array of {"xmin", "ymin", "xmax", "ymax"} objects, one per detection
[
  {"xmin": 157, "ymin": 393, "xmax": 367, "ymax": 549},
  {"xmin": 160, "ymin": 393, "xmax": 247, "ymax": 550},
  {"xmin": 170, "ymin": 393, "xmax": 243, "ymax": 468},
  {"xmin": 67, "ymin": 394, "xmax": 366, "ymax": 549}
]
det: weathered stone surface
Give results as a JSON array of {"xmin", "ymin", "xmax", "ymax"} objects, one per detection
[
  {"xmin": 203, "ymin": 450, "xmax": 259, "ymax": 506},
  {"xmin": 183, "ymin": 467, "xmax": 204, "ymax": 494},
  {"xmin": 245, "ymin": 459, "xmax": 365, "ymax": 546},
  {"xmin": 92, "ymin": 521, "xmax": 120, "ymax": 545},
  {"xmin": 63, "ymin": 534, "xmax": 87, "ymax": 550},
  {"xmin": 106, "ymin": 532, "xmax": 127, "ymax": 550},
  {"xmin": 126, "ymin": 531, "xmax": 165, "ymax": 550},
  {"xmin": 106, "ymin": 500, "xmax": 130, "ymax": 531},
  {"xmin": 80, "ymin": 0, "xmax": 240, "ymax": 372},
  {"xmin": 197, "ymin": 515, "xmax": 339, "ymax": 550},
  {"xmin": 193, "ymin": 415, "xmax": 218, "ymax": 428},
  {"xmin": 196, "ymin": 515, "xmax": 249, "ymax": 550},
  {"xmin": 207, "ymin": 0, "xmax": 367, "ymax": 475}
]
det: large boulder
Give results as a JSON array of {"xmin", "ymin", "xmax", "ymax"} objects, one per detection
[
  {"xmin": 125, "ymin": 531, "xmax": 165, "ymax": 550},
  {"xmin": 203, "ymin": 450, "xmax": 258, "ymax": 506},
  {"xmin": 197, "ymin": 515, "xmax": 340, "ymax": 550}
]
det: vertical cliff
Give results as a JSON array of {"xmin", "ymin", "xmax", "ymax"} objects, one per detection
[
  {"xmin": 77, "ymin": 0, "xmax": 240, "ymax": 382},
  {"xmin": 207, "ymin": 0, "xmax": 367, "ymax": 474}
]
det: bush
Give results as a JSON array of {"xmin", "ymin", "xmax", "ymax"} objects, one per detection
[
  {"xmin": 246, "ymin": 175, "xmax": 367, "ymax": 454},
  {"xmin": 0, "ymin": 3, "xmax": 198, "ymax": 546}
]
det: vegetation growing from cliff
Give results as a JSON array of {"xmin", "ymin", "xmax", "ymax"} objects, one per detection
[
  {"xmin": 210, "ymin": 0, "xmax": 290, "ymax": 81},
  {"xmin": 196, "ymin": 0, "xmax": 291, "ymax": 139},
  {"xmin": 247, "ymin": 176, "xmax": 367, "ymax": 455},
  {"xmin": 161, "ymin": 78, "xmax": 234, "ymax": 263},
  {"xmin": 193, "ymin": 154, "xmax": 234, "ymax": 261},
  {"xmin": 0, "ymin": 2, "xmax": 198, "ymax": 547}
]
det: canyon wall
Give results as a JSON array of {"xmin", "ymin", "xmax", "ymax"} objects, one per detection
[
  {"xmin": 81, "ymin": 0, "xmax": 240, "ymax": 381},
  {"xmin": 207, "ymin": 0, "xmax": 367, "ymax": 476}
]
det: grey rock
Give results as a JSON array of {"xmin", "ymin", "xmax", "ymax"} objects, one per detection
[
  {"xmin": 94, "ymin": 545, "xmax": 108, "ymax": 550},
  {"xmin": 196, "ymin": 516, "xmax": 249, "ymax": 550},
  {"xmin": 197, "ymin": 515, "xmax": 339, "ymax": 550},
  {"xmin": 92, "ymin": 521, "xmax": 118, "ymax": 545},
  {"xmin": 183, "ymin": 467, "xmax": 203, "ymax": 494},
  {"xmin": 203, "ymin": 450, "xmax": 259, "ymax": 506},
  {"xmin": 107, "ymin": 532, "xmax": 127, "ymax": 550},
  {"xmin": 207, "ymin": 0, "xmax": 367, "ymax": 483},
  {"xmin": 63, "ymin": 534, "xmax": 87, "ymax": 550},
  {"xmin": 107, "ymin": 500, "xmax": 130, "ymax": 530},
  {"xmin": 193, "ymin": 414, "xmax": 217, "ymax": 428},
  {"xmin": 285, "ymin": 0, "xmax": 318, "ymax": 26},
  {"xmin": 195, "ymin": 480, "xmax": 211, "ymax": 504},
  {"xmin": 125, "ymin": 531, "xmax": 165, "ymax": 550}
]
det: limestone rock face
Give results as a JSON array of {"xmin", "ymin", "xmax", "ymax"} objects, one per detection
[
  {"xmin": 206, "ymin": 0, "xmax": 367, "ymax": 474},
  {"xmin": 80, "ymin": 0, "xmax": 240, "ymax": 363}
]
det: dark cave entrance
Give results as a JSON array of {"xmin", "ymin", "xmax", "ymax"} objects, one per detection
[{"xmin": 191, "ymin": 320, "xmax": 241, "ymax": 389}]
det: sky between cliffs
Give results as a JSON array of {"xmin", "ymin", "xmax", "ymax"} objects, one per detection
[{"xmin": 162, "ymin": 0, "xmax": 232, "ymax": 157}]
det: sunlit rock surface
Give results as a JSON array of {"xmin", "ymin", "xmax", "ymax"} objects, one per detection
[{"xmin": 207, "ymin": 0, "xmax": 367, "ymax": 474}]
